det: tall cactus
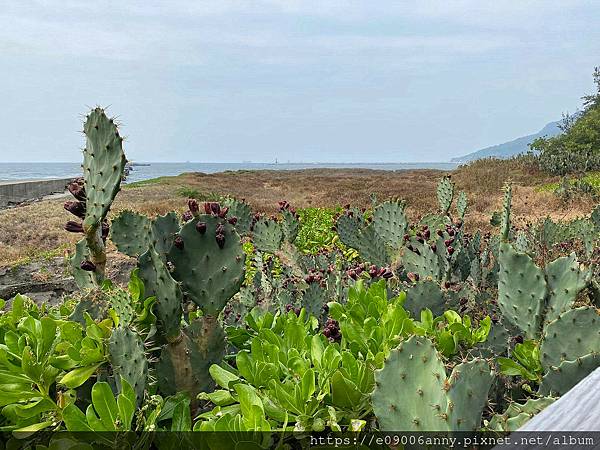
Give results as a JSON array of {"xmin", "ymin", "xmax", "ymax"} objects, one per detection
[{"xmin": 65, "ymin": 108, "xmax": 127, "ymax": 287}]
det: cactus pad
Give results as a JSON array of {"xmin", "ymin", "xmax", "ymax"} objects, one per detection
[
  {"xmin": 497, "ymin": 243, "xmax": 546, "ymax": 339},
  {"xmin": 222, "ymin": 197, "xmax": 253, "ymax": 235},
  {"xmin": 403, "ymin": 280, "xmax": 445, "ymax": 317},
  {"xmin": 401, "ymin": 241, "xmax": 441, "ymax": 280},
  {"xmin": 252, "ymin": 218, "xmax": 283, "ymax": 253},
  {"xmin": 539, "ymin": 352, "xmax": 600, "ymax": 396},
  {"xmin": 488, "ymin": 397, "xmax": 556, "ymax": 431},
  {"xmin": 372, "ymin": 336, "xmax": 493, "ymax": 431},
  {"xmin": 540, "ymin": 307, "xmax": 600, "ymax": 370},
  {"xmin": 168, "ymin": 215, "xmax": 245, "ymax": 316},
  {"xmin": 544, "ymin": 253, "xmax": 589, "ymax": 324},
  {"xmin": 110, "ymin": 211, "xmax": 152, "ymax": 257},
  {"xmin": 109, "ymin": 326, "xmax": 148, "ymax": 405},
  {"xmin": 82, "ymin": 108, "xmax": 127, "ymax": 229},
  {"xmin": 436, "ymin": 176, "xmax": 454, "ymax": 215},
  {"xmin": 70, "ymin": 239, "xmax": 95, "ymax": 289},
  {"xmin": 372, "ymin": 200, "xmax": 407, "ymax": 251},
  {"xmin": 138, "ymin": 247, "xmax": 182, "ymax": 340}
]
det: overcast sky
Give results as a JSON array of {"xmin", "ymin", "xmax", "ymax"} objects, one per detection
[{"xmin": 1, "ymin": 1, "xmax": 599, "ymax": 163}]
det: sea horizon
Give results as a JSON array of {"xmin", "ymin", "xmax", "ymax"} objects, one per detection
[{"xmin": 0, "ymin": 161, "xmax": 459, "ymax": 183}]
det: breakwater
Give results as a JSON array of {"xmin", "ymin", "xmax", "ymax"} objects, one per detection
[{"xmin": 0, "ymin": 178, "xmax": 73, "ymax": 208}]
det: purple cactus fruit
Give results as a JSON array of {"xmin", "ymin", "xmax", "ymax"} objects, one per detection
[
  {"xmin": 423, "ymin": 229, "xmax": 430, "ymax": 239},
  {"xmin": 407, "ymin": 272, "xmax": 419, "ymax": 283},
  {"xmin": 382, "ymin": 268, "xmax": 393, "ymax": 279},
  {"xmin": 210, "ymin": 202, "xmax": 221, "ymax": 215},
  {"xmin": 64, "ymin": 201, "xmax": 86, "ymax": 219},
  {"xmin": 215, "ymin": 224, "xmax": 225, "ymax": 235},
  {"xmin": 203, "ymin": 202, "xmax": 212, "ymax": 214},
  {"xmin": 65, "ymin": 221, "xmax": 84, "ymax": 233},
  {"xmin": 437, "ymin": 229, "xmax": 444, "ymax": 237},
  {"xmin": 218, "ymin": 207, "xmax": 229, "ymax": 218},
  {"xmin": 403, "ymin": 233, "xmax": 410, "ymax": 241},
  {"xmin": 346, "ymin": 269, "xmax": 358, "ymax": 280},
  {"xmin": 80, "ymin": 260, "xmax": 96, "ymax": 271},
  {"xmin": 67, "ymin": 179, "xmax": 86, "ymax": 201},
  {"xmin": 323, "ymin": 318, "xmax": 341, "ymax": 342},
  {"xmin": 196, "ymin": 221, "xmax": 207, "ymax": 234},
  {"xmin": 228, "ymin": 216, "xmax": 238, "ymax": 225},
  {"xmin": 174, "ymin": 235, "xmax": 184, "ymax": 250},
  {"xmin": 188, "ymin": 199, "xmax": 199, "ymax": 214},
  {"xmin": 369, "ymin": 266, "xmax": 379, "ymax": 278},
  {"xmin": 101, "ymin": 221, "xmax": 110, "ymax": 240},
  {"xmin": 447, "ymin": 228, "xmax": 456, "ymax": 237},
  {"xmin": 215, "ymin": 233, "xmax": 225, "ymax": 248},
  {"xmin": 447, "ymin": 246, "xmax": 454, "ymax": 255},
  {"xmin": 431, "ymin": 243, "xmax": 437, "ymax": 252},
  {"xmin": 182, "ymin": 211, "xmax": 193, "ymax": 222}
]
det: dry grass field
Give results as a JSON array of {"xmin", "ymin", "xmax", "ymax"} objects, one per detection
[{"xmin": 0, "ymin": 159, "xmax": 595, "ymax": 268}]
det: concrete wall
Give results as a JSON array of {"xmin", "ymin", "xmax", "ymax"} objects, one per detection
[{"xmin": 0, "ymin": 178, "xmax": 74, "ymax": 207}]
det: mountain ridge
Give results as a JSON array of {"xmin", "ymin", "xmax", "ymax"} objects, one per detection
[{"xmin": 451, "ymin": 120, "xmax": 563, "ymax": 162}]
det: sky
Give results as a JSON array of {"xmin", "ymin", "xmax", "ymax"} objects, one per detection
[{"xmin": 0, "ymin": 1, "xmax": 599, "ymax": 163}]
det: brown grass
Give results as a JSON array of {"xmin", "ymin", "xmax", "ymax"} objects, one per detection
[{"xmin": 0, "ymin": 161, "xmax": 596, "ymax": 267}]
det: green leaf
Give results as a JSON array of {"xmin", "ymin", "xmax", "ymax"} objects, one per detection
[
  {"xmin": 330, "ymin": 371, "xmax": 362, "ymax": 408},
  {"xmin": 91, "ymin": 382, "xmax": 118, "ymax": 431},
  {"xmin": 117, "ymin": 378, "xmax": 136, "ymax": 430},
  {"xmin": 234, "ymin": 384, "xmax": 264, "ymax": 421},
  {"xmin": 59, "ymin": 363, "xmax": 102, "ymax": 389},
  {"xmin": 209, "ymin": 364, "xmax": 239, "ymax": 389},
  {"xmin": 197, "ymin": 390, "xmax": 236, "ymax": 406},
  {"xmin": 497, "ymin": 357, "xmax": 536, "ymax": 380},
  {"xmin": 63, "ymin": 404, "xmax": 94, "ymax": 432},
  {"xmin": 171, "ymin": 397, "xmax": 191, "ymax": 432},
  {"xmin": 301, "ymin": 369, "xmax": 316, "ymax": 400}
]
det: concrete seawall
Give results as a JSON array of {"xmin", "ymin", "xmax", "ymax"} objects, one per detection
[{"xmin": 0, "ymin": 178, "xmax": 75, "ymax": 208}]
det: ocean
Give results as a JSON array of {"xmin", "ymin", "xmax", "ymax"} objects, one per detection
[{"xmin": 0, "ymin": 162, "xmax": 458, "ymax": 183}]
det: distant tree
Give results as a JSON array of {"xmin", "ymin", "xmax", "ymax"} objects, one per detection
[{"xmin": 530, "ymin": 67, "xmax": 600, "ymax": 175}]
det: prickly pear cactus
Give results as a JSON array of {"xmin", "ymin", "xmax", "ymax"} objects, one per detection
[
  {"xmin": 302, "ymin": 282, "xmax": 328, "ymax": 318},
  {"xmin": 544, "ymin": 253, "xmax": 589, "ymax": 324},
  {"xmin": 252, "ymin": 218, "xmax": 283, "ymax": 253},
  {"xmin": 437, "ymin": 176, "xmax": 454, "ymax": 215},
  {"xmin": 80, "ymin": 108, "xmax": 127, "ymax": 282},
  {"xmin": 500, "ymin": 183, "xmax": 512, "ymax": 241},
  {"xmin": 372, "ymin": 200, "xmax": 407, "ymax": 251},
  {"xmin": 487, "ymin": 397, "xmax": 556, "ymax": 431},
  {"xmin": 111, "ymin": 211, "xmax": 180, "ymax": 259},
  {"xmin": 281, "ymin": 209, "xmax": 300, "ymax": 243},
  {"xmin": 372, "ymin": 336, "xmax": 493, "ymax": 431},
  {"xmin": 222, "ymin": 197, "xmax": 253, "ymax": 235},
  {"xmin": 138, "ymin": 247, "xmax": 182, "ymax": 340},
  {"xmin": 456, "ymin": 191, "xmax": 468, "ymax": 220},
  {"xmin": 497, "ymin": 243, "xmax": 546, "ymax": 339},
  {"xmin": 70, "ymin": 239, "xmax": 96, "ymax": 289},
  {"xmin": 110, "ymin": 211, "xmax": 153, "ymax": 257},
  {"xmin": 401, "ymin": 241, "xmax": 441, "ymax": 280},
  {"xmin": 156, "ymin": 316, "xmax": 225, "ymax": 397},
  {"xmin": 539, "ymin": 352, "xmax": 600, "ymax": 396},
  {"xmin": 168, "ymin": 215, "xmax": 245, "ymax": 316},
  {"xmin": 336, "ymin": 212, "xmax": 388, "ymax": 266},
  {"xmin": 82, "ymin": 108, "xmax": 127, "ymax": 229},
  {"xmin": 108, "ymin": 287, "xmax": 134, "ymax": 325},
  {"xmin": 403, "ymin": 280, "xmax": 445, "ymax": 317},
  {"xmin": 109, "ymin": 326, "xmax": 148, "ymax": 405},
  {"xmin": 540, "ymin": 307, "xmax": 600, "ymax": 370}
]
